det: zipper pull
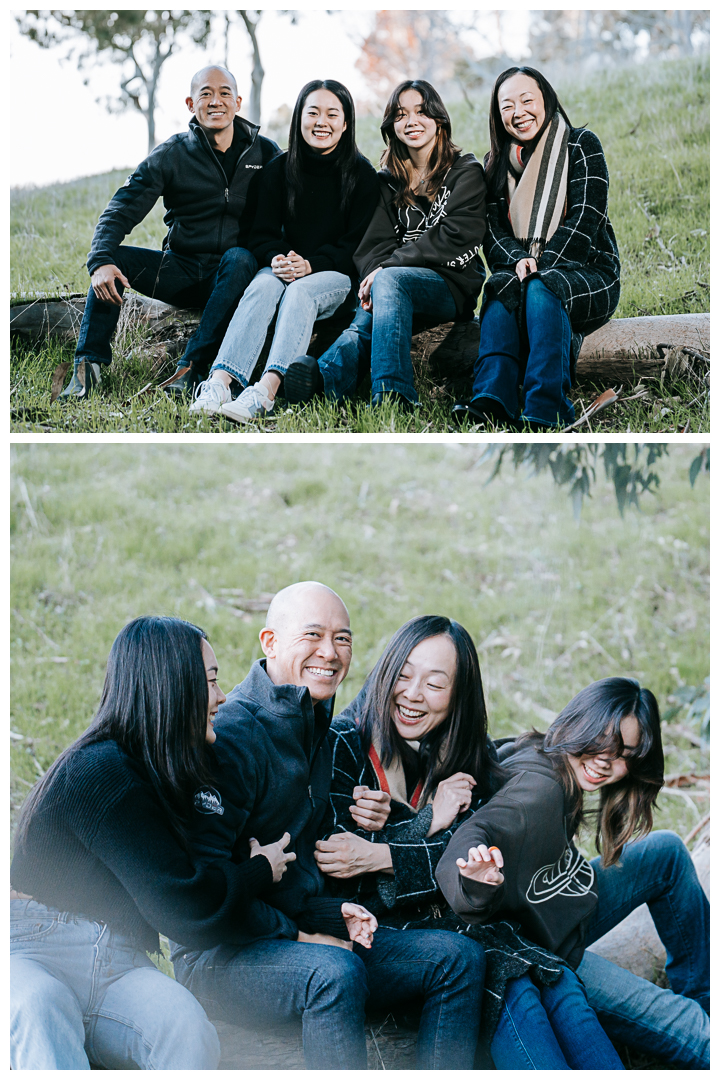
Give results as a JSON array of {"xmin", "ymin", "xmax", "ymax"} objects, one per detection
[
  {"xmin": 308, "ymin": 784, "xmax": 315, "ymax": 807},
  {"xmin": 225, "ymin": 188, "xmax": 229, "ymax": 202}
]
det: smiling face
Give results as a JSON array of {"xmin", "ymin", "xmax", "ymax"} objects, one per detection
[
  {"xmin": 498, "ymin": 72, "xmax": 546, "ymax": 143},
  {"xmin": 186, "ymin": 67, "xmax": 242, "ymax": 138},
  {"xmin": 391, "ymin": 634, "xmax": 457, "ymax": 741},
  {"xmin": 566, "ymin": 714, "xmax": 641, "ymax": 792},
  {"xmin": 393, "ymin": 89, "xmax": 438, "ymax": 156},
  {"xmin": 260, "ymin": 585, "xmax": 352, "ymax": 703},
  {"xmin": 201, "ymin": 639, "xmax": 226, "ymax": 744},
  {"xmin": 300, "ymin": 89, "xmax": 347, "ymax": 155}
]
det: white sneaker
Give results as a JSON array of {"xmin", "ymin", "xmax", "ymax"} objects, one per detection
[
  {"xmin": 188, "ymin": 378, "xmax": 233, "ymax": 415},
  {"xmin": 219, "ymin": 382, "xmax": 275, "ymax": 423}
]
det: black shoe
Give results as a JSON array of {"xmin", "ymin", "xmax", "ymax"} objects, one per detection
[
  {"xmin": 58, "ymin": 359, "xmax": 102, "ymax": 402},
  {"xmin": 284, "ymin": 355, "xmax": 323, "ymax": 404},
  {"xmin": 452, "ymin": 397, "xmax": 517, "ymax": 430},
  {"xmin": 370, "ymin": 390, "xmax": 414, "ymax": 412},
  {"xmin": 161, "ymin": 365, "xmax": 199, "ymax": 398}
]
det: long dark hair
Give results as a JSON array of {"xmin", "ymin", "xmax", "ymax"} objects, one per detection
[
  {"xmin": 380, "ymin": 80, "xmax": 461, "ymax": 207},
  {"xmin": 14, "ymin": 616, "xmax": 213, "ymax": 851},
  {"xmin": 358, "ymin": 615, "xmax": 504, "ymax": 806},
  {"xmin": 484, "ymin": 66, "xmax": 573, "ymax": 199},
  {"xmin": 285, "ymin": 79, "xmax": 362, "ymax": 217},
  {"xmin": 521, "ymin": 677, "xmax": 664, "ymax": 866}
]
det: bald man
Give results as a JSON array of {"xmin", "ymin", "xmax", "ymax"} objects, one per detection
[{"xmin": 61, "ymin": 65, "xmax": 279, "ymax": 401}]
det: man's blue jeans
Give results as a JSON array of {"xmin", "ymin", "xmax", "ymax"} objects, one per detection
[
  {"xmin": 472, "ymin": 278, "xmax": 574, "ymax": 427},
  {"xmin": 491, "ymin": 967, "xmax": 623, "ymax": 1069},
  {"xmin": 578, "ymin": 829, "xmax": 710, "ymax": 1069},
  {"xmin": 10, "ymin": 900, "xmax": 220, "ymax": 1070},
  {"xmin": 318, "ymin": 266, "xmax": 456, "ymax": 404},
  {"xmin": 212, "ymin": 266, "xmax": 351, "ymax": 387},
  {"xmin": 74, "ymin": 245, "xmax": 257, "ymax": 377},
  {"xmin": 175, "ymin": 926, "xmax": 484, "ymax": 1070}
]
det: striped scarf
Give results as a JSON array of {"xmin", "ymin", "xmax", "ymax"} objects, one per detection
[{"xmin": 507, "ymin": 111, "xmax": 570, "ymax": 260}]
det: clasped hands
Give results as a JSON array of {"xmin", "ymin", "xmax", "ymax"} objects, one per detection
[{"xmin": 271, "ymin": 251, "xmax": 312, "ymax": 282}]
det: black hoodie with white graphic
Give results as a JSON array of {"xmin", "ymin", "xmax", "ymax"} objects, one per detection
[{"xmin": 436, "ymin": 740, "xmax": 597, "ymax": 969}]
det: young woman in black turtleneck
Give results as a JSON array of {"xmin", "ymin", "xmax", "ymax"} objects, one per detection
[{"xmin": 190, "ymin": 79, "xmax": 379, "ymax": 422}]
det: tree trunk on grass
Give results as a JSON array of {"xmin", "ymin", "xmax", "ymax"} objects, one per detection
[{"xmin": 10, "ymin": 296, "xmax": 709, "ymax": 387}]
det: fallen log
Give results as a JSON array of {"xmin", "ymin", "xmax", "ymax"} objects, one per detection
[{"xmin": 10, "ymin": 295, "xmax": 709, "ymax": 388}]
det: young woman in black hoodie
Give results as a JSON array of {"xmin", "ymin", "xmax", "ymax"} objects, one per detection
[
  {"xmin": 437, "ymin": 677, "xmax": 710, "ymax": 1069},
  {"xmin": 283, "ymin": 79, "xmax": 487, "ymax": 410},
  {"xmin": 190, "ymin": 79, "xmax": 378, "ymax": 421},
  {"xmin": 10, "ymin": 616, "xmax": 373, "ymax": 1070}
]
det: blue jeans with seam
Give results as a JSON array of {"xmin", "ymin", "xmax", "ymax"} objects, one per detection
[
  {"xmin": 490, "ymin": 966, "xmax": 624, "ymax": 1069},
  {"xmin": 10, "ymin": 899, "xmax": 220, "ymax": 1070},
  {"xmin": 318, "ymin": 266, "xmax": 456, "ymax": 404},
  {"xmin": 212, "ymin": 266, "xmax": 351, "ymax": 386},
  {"xmin": 471, "ymin": 278, "xmax": 574, "ymax": 426},
  {"xmin": 578, "ymin": 829, "xmax": 710, "ymax": 1069},
  {"xmin": 74, "ymin": 245, "xmax": 258, "ymax": 375}
]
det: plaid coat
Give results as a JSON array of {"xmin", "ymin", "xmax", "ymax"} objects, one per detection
[
  {"xmin": 322, "ymin": 715, "xmax": 565, "ymax": 1042},
  {"xmin": 483, "ymin": 127, "xmax": 621, "ymax": 343}
]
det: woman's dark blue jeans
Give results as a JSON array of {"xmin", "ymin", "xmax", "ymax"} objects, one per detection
[
  {"xmin": 318, "ymin": 266, "xmax": 456, "ymax": 404},
  {"xmin": 472, "ymin": 278, "xmax": 574, "ymax": 427}
]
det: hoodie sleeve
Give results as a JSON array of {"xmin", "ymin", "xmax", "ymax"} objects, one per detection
[{"xmin": 87, "ymin": 142, "xmax": 172, "ymax": 274}]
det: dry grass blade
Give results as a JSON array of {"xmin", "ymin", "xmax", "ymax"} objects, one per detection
[{"xmin": 50, "ymin": 361, "xmax": 70, "ymax": 402}]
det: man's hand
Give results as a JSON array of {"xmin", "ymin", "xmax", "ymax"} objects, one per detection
[
  {"xmin": 350, "ymin": 786, "xmax": 391, "ymax": 832},
  {"xmin": 249, "ymin": 831, "xmax": 297, "ymax": 883},
  {"xmin": 515, "ymin": 257, "xmax": 537, "ymax": 281},
  {"xmin": 315, "ymin": 832, "xmax": 392, "ymax": 878},
  {"xmin": 91, "ymin": 264, "xmax": 130, "ymax": 306},
  {"xmin": 456, "ymin": 844, "xmax": 504, "ymax": 886},
  {"xmin": 427, "ymin": 772, "xmax": 476, "ymax": 836},
  {"xmin": 341, "ymin": 902, "xmax": 377, "ymax": 949},
  {"xmin": 297, "ymin": 930, "xmax": 353, "ymax": 950}
]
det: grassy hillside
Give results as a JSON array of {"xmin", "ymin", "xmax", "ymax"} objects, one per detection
[{"xmin": 10, "ymin": 56, "xmax": 709, "ymax": 432}]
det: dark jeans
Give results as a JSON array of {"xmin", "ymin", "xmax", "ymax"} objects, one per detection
[
  {"xmin": 74, "ymin": 245, "xmax": 257, "ymax": 377},
  {"xmin": 577, "ymin": 829, "xmax": 710, "ymax": 1069},
  {"xmin": 174, "ymin": 927, "xmax": 484, "ymax": 1070},
  {"xmin": 472, "ymin": 278, "xmax": 574, "ymax": 427},
  {"xmin": 318, "ymin": 266, "xmax": 456, "ymax": 404}
]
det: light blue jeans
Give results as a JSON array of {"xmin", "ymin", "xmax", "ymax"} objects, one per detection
[
  {"xmin": 10, "ymin": 899, "xmax": 220, "ymax": 1070},
  {"xmin": 212, "ymin": 266, "xmax": 351, "ymax": 386}
]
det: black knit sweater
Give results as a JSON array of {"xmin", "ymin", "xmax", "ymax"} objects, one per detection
[
  {"xmin": 248, "ymin": 144, "xmax": 379, "ymax": 280},
  {"xmin": 10, "ymin": 740, "xmax": 273, "ymax": 953}
]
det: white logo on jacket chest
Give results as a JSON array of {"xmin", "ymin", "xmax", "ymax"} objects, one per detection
[
  {"xmin": 526, "ymin": 846, "xmax": 594, "ymax": 904},
  {"xmin": 194, "ymin": 787, "xmax": 225, "ymax": 815}
]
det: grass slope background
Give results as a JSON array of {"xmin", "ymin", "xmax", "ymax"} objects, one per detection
[
  {"xmin": 11, "ymin": 443, "xmax": 709, "ymax": 851},
  {"xmin": 11, "ymin": 56, "xmax": 709, "ymax": 432}
]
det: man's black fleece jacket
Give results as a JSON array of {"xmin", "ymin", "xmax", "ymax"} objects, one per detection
[
  {"xmin": 10, "ymin": 739, "xmax": 273, "ymax": 954},
  {"xmin": 87, "ymin": 115, "xmax": 279, "ymax": 274},
  {"xmin": 185, "ymin": 659, "xmax": 351, "ymax": 944},
  {"xmin": 436, "ymin": 741, "xmax": 598, "ymax": 968}
]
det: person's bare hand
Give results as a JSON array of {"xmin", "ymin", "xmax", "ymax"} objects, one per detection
[
  {"xmin": 249, "ymin": 831, "xmax": 297, "ymax": 883},
  {"xmin": 297, "ymin": 930, "xmax": 353, "ymax": 950},
  {"xmin": 428, "ymin": 773, "xmax": 476, "ymax": 835},
  {"xmin": 271, "ymin": 254, "xmax": 297, "ymax": 282},
  {"xmin": 314, "ymin": 832, "xmax": 391, "ymax": 878},
  {"xmin": 456, "ymin": 844, "xmax": 504, "ymax": 886},
  {"xmin": 341, "ymin": 903, "xmax": 377, "ymax": 949},
  {"xmin": 358, "ymin": 268, "xmax": 381, "ymax": 311},
  {"xmin": 350, "ymin": 786, "xmax": 391, "ymax": 832},
  {"xmin": 515, "ymin": 257, "xmax": 537, "ymax": 281},
  {"xmin": 91, "ymin": 264, "xmax": 130, "ymax": 305}
]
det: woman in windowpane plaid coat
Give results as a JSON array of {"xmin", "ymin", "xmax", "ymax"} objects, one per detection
[{"xmin": 455, "ymin": 66, "xmax": 620, "ymax": 431}]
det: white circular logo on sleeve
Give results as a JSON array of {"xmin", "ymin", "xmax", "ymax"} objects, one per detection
[{"xmin": 526, "ymin": 846, "xmax": 595, "ymax": 904}]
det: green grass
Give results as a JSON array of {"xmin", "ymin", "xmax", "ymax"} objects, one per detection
[
  {"xmin": 11, "ymin": 443, "xmax": 709, "ymax": 850},
  {"xmin": 10, "ymin": 56, "xmax": 709, "ymax": 432}
]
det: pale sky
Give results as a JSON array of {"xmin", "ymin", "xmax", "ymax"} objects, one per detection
[{"xmin": 9, "ymin": 8, "xmax": 531, "ymax": 188}]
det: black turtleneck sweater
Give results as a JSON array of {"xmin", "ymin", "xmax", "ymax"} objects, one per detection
[{"xmin": 248, "ymin": 143, "xmax": 379, "ymax": 280}]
